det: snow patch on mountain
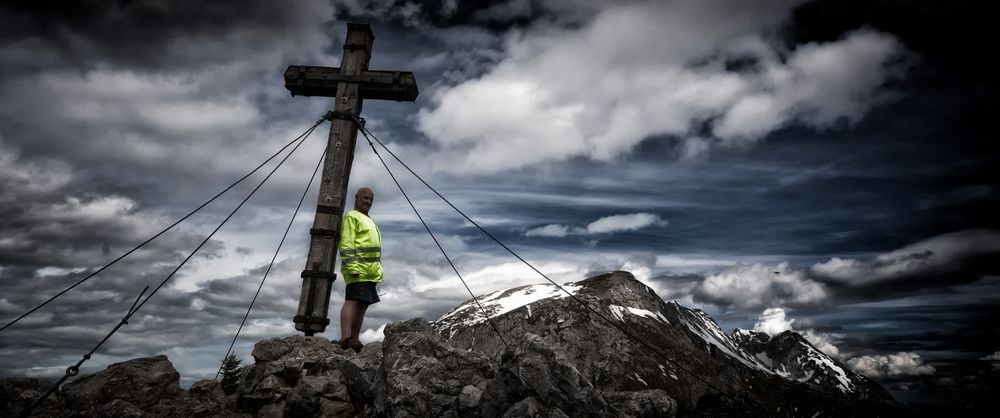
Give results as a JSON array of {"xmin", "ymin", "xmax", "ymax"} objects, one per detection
[
  {"xmin": 756, "ymin": 352, "xmax": 774, "ymax": 367},
  {"xmin": 731, "ymin": 327, "xmax": 859, "ymax": 394},
  {"xmin": 802, "ymin": 345, "xmax": 855, "ymax": 393},
  {"xmin": 437, "ymin": 282, "xmax": 582, "ymax": 330},
  {"xmin": 670, "ymin": 302, "xmax": 772, "ymax": 373},
  {"xmin": 608, "ymin": 304, "xmax": 670, "ymax": 323}
]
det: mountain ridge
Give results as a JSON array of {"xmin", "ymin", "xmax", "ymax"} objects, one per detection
[{"xmin": 435, "ymin": 270, "xmax": 898, "ymax": 416}]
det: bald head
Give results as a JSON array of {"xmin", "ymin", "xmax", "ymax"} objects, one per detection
[{"xmin": 354, "ymin": 187, "xmax": 374, "ymax": 215}]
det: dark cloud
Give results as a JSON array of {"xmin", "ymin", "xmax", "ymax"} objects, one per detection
[
  {"xmin": 0, "ymin": 0, "xmax": 331, "ymax": 72},
  {"xmin": 811, "ymin": 229, "xmax": 1000, "ymax": 298}
]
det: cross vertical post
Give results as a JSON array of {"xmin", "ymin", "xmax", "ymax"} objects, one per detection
[{"xmin": 285, "ymin": 23, "xmax": 418, "ymax": 336}]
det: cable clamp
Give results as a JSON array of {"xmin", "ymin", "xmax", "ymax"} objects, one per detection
[
  {"xmin": 327, "ymin": 110, "xmax": 365, "ymax": 127},
  {"xmin": 316, "ymin": 204, "xmax": 339, "ymax": 214},
  {"xmin": 343, "ymin": 43, "xmax": 369, "ymax": 52},
  {"xmin": 309, "ymin": 228, "xmax": 338, "ymax": 237},
  {"xmin": 300, "ymin": 270, "xmax": 336, "ymax": 279},
  {"xmin": 293, "ymin": 315, "xmax": 332, "ymax": 326}
]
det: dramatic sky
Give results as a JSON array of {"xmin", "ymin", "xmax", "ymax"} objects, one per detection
[{"xmin": 1, "ymin": 0, "xmax": 996, "ymax": 409}]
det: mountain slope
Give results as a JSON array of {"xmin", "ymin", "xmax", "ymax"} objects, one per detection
[
  {"xmin": 434, "ymin": 271, "xmax": 900, "ymax": 416},
  {"xmin": 732, "ymin": 328, "xmax": 893, "ymax": 400}
]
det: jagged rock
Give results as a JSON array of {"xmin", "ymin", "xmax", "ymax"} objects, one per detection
[
  {"xmin": 435, "ymin": 271, "xmax": 903, "ymax": 417},
  {"xmin": 729, "ymin": 328, "xmax": 771, "ymax": 354},
  {"xmin": 731, "ymin": 328, "xmax": 895, "ymax": 403},
  {"xmin": 481, "ymin": 333, "xmax": 613, "ymax": 417},
  {"xmin": 1, "ymin": 378, "xmax": 66, "ymax": 417},
  {"xmin": 252, "ymin": 338, "xmax": 294, "ymax": 362},
  {"xmin": 500, "ymin": 396, "xmax": 544, "ymax": 417},
  {"xmin": 190, "ymin": 379, "xmax": 224, "ymax": 401},
  {"xmin": 61, "ymin": 355, "xmax": 185, "ymax": 412},
  {"xmin": 435, "ymin": 272, "xmax": 733, "ymax": 414},
  {"xmin": 604, "ymin": 389, "xmax": 677, "ymax": 418},
  {"xmin": 236, "ymin": 334, "xmax": 376, "ymax": 416},
  {"xmin": 94, "ymin": 398, "xmax": 146, "ymax": 417},
  {"xmin": 375, "ymin": 318, "xmax": 495, "ymax": 418},
  {"xmin": 258, "ymin": 401, "xmax": 285, "ymax": 418},
  {"xmin": 458, "ymin": 384, "xmax": 482, "ymax": 410}
]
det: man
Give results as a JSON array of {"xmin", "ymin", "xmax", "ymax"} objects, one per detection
[{"xmin": 338, "ymin": 187, "xmax": 382, "ymax": 352}]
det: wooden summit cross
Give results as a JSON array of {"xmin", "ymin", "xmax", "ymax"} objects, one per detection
[{"xmin": 284, "ymin": 23, "xmax": 418, "ymax": 336}]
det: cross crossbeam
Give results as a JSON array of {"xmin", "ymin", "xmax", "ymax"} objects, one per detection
[{"xmin": 284, "ymin": 66, "xmax": 418, "ymax": 101}]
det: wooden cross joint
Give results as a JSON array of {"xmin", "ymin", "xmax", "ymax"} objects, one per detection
[{"xmin": 284, "ymin": 65, "xmax": 419, "ymax": 102}]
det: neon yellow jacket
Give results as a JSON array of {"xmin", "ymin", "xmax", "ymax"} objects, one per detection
[{"xmin": 339, "ymin": 209, "xmax": 383, "ymax": 284}]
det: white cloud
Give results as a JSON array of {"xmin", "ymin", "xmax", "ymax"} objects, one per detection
[
  {"xmin": 846, "ymin": 352, "xmax": 936, "ymax": 379},
  {"xmin": 697, "ymin": 262, "xmax": 828, "ymax": 309},
  {"xmin": 524, "ymin": 213, "xmax": 667, "ymax": 238},
  {"xmin": 586, "ymin": 213, "xmax": 668, "ymax": 234},
  {"xmin": 811, "ymin": 229, "xmax": 1000, "ymax": 285},
  {"xmin": 751, "ymin": 307, "xmax": 842, "ymax": 358},
  {"xmin": 417, "ymin": 0, "xmax": 906, "ymax": 173},
  {"xmin": 679, "ymin": 137, "xmax": 712, "ymax": 162},
  {"xmin": 713, "ymin": 29, "xmax": 904, "ymax": 141},
  {"xmin": 525, "ymin": 224, "xmax": 572, "ymax": 238},
  {"xmin": 654, "ymin": 255, "xmax": 737, "ymax": 270},
  {"xmin": 800, "ymin": 329, "xmax": 841, "ymax": 358},
  {"xmin": 359, "ymin": 324, "xmax": 386, "ymax": 344},
  {"xmin": 0, "ymin": 139, "xmax": 73, "ymax": 203},
  {"xmin": 753, "ymin": 307, "xmax": 795, "ymax": 335},
  {"xmin": 981, "ymin": 351, "xmax": 1000, "ymax": 370},
  {"xmin": 22, "ymin": 366, "xmax": 67, "ymax": 379}
]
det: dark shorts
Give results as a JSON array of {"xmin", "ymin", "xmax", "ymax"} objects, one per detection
[{"xmin": 345, "ymin": 281, "xmax": 380, "ymax": 305}]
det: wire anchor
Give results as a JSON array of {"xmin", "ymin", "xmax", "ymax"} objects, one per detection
[{"xmin": 22, "ymin": 286, "xmax": 149, "ymax": 417}]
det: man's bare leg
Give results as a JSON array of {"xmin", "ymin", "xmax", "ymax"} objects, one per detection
[
  {"xmin": 351, "ymin": 303, "xmax": 369, "ymax": 341},
  {"xmin": 341, "ymin": 300, "xmax": 361, "ymax": 341}
]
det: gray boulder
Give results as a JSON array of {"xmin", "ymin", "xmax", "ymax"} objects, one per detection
[
  {"xmin": 61, "ymin": 354, "xmax": 183, "ymax": 412},
  {"xmin": 481, "ymin": 333, "xmax": 614, "ymax": 417},
  {"xmin": 1, "ymin": 378, "xmax": 66, "ymax": 417},
  {"xmin": 604, "ymin": 389, "xmax": 678, "ymax": 418},
  {"xmin": 375, "ymin": 318, "xmax": 495, "ymax": 418},
  {"xmin": 236, "ymin": 334, "xmax": 378, "ymax": 417}
]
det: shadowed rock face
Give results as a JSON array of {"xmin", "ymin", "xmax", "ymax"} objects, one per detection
[
  {"xmin": 730, "ymin": 329, "xmax": 894, "ymax": 402},
  {"xmin": 2, "ymin": 271, "xmax": 901, "ymax": 417}
]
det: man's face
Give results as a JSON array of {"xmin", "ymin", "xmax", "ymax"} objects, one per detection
[{"xmin": 355, "ymin": 188, "xmax": 374, "ymax": 213}]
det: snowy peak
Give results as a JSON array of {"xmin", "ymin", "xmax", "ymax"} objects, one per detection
[
  {"xmin": 430, "ymin": 271, "xmax": 897, "ymax": 414},
  {"xmin": 434, "ymin": 271, "xmax": 666, "ymax": 338},
  {"xmin": 730, "ymin": 328, "xmax": 773, "ymax": 362},
  {"xmin": 768, "ymin": 331, "xmax": 858, "ymax": 393},
  {"xmin": 731, "ymin": 328, "xmax": 888, "ymax": 399},
  {"xmin": 435, "ymin": 281, "xmax": 582, "ymax": 337},
  {"xmin": 663, "ymin": 302, "xmax": 773, "ymax": 373}
]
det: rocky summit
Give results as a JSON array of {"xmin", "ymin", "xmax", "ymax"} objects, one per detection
[{"xmin": 2, "ymin": 271, "xmax": 904, "ymax": 417}]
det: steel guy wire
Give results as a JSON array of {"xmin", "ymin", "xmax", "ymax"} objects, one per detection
[
  {"xmin": 357, "ymin": 122, "xmax": 510, "ymax": 351},
  {"xmin": 1, "ymin": 113, "xmax": 332, "ymax": 334},
  {"xmin": 22, "ymin": 286, "xmax": 149, "ymax": 417},
  {"xmin": 216, "ymin": 142, "xmax": 327, "ymax": 380},
  {"xmin": 21, "ymin": 113, "xmax": 325, "ymax": 416}
]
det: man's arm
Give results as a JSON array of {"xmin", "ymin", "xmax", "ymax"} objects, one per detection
[{"xmin": 339, "ymin": 214, "xmax": 364, "ymax": 277}]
